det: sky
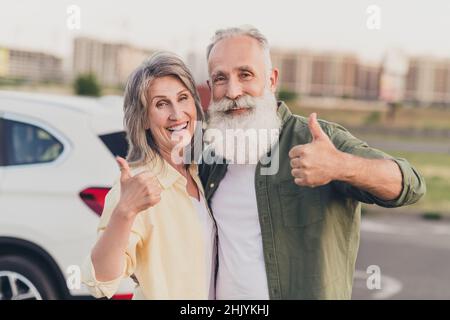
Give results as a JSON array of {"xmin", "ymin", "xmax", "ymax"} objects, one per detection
[{"xmin": 1, "ymin": 0, "xmax": 450, "ymax": 65}]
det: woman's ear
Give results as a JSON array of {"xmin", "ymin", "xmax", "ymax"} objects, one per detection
[
  {"xmin": 145, "ymin": 128, "xmax": 153, "ymax": 142},
  {"xmin": 143, "ymin": 118, "xmax": 151, "ymax": 130}
]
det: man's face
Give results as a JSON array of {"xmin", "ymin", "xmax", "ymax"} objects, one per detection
[
  {"xmin": 208, "ymin": 35, "xmax": 277, "ymax": 110},
  {"xmin": 205, "ymin": 35, "xmax": 281, "ymax": 164}
]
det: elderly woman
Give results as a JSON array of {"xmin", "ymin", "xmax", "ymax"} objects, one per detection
[{"xmin": 81, "ymin": 52, "xmax": 216, "ymax": 300}]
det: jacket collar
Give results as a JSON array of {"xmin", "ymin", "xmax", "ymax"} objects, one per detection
[
  {"xmin": 276, "ymin": 100, "xmax": 293, "ymax": 128},
  {"xmin": 131, "ymin": 157, "xmax": 199, "ymax": 190}
]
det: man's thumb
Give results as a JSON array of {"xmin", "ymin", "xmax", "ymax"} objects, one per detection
[
  {"xmin": 116, "ymin": 156, "xmax": 131, "ymax": 181},
  {"xmin": 308, "ymin": 113, "xmax": 326, "ymax": 141}
]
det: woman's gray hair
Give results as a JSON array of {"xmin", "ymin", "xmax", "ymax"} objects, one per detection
[
  {"xmin": 206, "ymin": 25, "xmax": 273, "ymax": 74},
  {"xmin": 123, "ymin": 51, "xmax": 204, "ymax": 167}
]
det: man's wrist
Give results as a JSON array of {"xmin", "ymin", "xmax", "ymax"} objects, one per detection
[{"xmin": 333, "ymin": 151, "xmax": 357, "ymax": 183}]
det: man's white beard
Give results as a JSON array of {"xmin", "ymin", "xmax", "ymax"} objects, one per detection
[{"xmin": 204, "ymin": 89, "xmax": 281, "ymax": 164}]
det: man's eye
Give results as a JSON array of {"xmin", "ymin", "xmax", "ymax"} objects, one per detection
[
  {"xmin": 214, "ymin": 76, "xmax": 225, "ymax": 83},
  {"xmin": 241, "ymin": 72, "xmax": 252, "ymax": 79}
]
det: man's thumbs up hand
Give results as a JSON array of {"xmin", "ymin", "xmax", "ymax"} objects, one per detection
[
  {"xmin": 115, "ymin": 156, "xmax": 162, "ymax": 219},
  {"xmin": 308, "ymin": 112, "xmax": 328, "ymax": 141},
  {"xmin": 288, "ymin": 113, "xmax": 343, "ymax": 188}
]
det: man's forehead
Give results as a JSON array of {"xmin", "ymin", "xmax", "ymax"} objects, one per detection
[{"xmin": 208, "ymin": 35, "xmax": 265, "ymax": 72}]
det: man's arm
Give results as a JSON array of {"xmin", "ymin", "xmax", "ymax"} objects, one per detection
[
  {"xmin": 334, "ymin": 152, "xmax": 402, "ymax": 201},
  {"xmin": 289, "ymin": 113, "xmax": 426, "ymax": 207}
]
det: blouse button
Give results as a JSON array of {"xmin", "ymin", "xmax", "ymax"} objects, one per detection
[{"xmin": 210, "ymin": 183, "xmax": 215, "ymax": 188}]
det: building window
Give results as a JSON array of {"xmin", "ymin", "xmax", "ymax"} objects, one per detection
[{"xmin": 281, "ymin": 57, "xmax": 297, "ymax": 84}]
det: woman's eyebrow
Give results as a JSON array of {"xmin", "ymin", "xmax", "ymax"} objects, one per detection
[
  {"xmin": 177, "ymin": 89, "xmax": 189, "ymax": 95},
  {"xmin": 150, "ymin": 90, "xmax": 188, "ymax": 102},
  {"xmin": 150, "ymin": 95, "xmax": 167, "ymax": 103}
]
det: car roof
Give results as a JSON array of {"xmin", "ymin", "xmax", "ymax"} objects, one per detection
[{"xmin": 0, "ymin": 90, "xmax": 125, "ymax": 135}]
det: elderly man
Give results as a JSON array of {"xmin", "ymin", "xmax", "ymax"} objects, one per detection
[{"xmin": 199, "ymin": 26, "xmax": 425, "ymax": 299}]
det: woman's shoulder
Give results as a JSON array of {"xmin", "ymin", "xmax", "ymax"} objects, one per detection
[{"xmin": 129, "ymin": 159, "xmax": 162, "ymax": 177}]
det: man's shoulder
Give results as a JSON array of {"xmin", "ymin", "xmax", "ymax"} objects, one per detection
[{"xmin": 285, "ymin": 113, "xmax": 348, "ymax": 138}]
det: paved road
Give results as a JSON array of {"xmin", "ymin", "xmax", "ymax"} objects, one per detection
[
  {"xmin": 352, "ymin": 211, "xmax": 450, "ymax": 299},
  {"xmin": 364, "ymin": 139, "xmax": 450, "ymax": 154}
]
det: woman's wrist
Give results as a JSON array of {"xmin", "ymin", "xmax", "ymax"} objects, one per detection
[{"xmin": 113, "ymin": 203, "xmax": 137, "ymax": 221}]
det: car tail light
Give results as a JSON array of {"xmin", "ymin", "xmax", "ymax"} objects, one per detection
[
  {"xmin": 79, "ymin": 187, "xmax": 111, "ymax": 216},
  {"xmin": 112, "ymin": 293, "xmax": 133, "ymax": 300}
]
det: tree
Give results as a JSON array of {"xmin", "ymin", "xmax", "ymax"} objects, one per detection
[
  {"xmin": 74, "ymin": 73, "xmax": 102, "ymax": 96},
  {"xmin": 386, "ymin": 102, "xmax": 402, "ymax": 123},
  {"xmin": 277, "ymin": 88, "xmax": 298, "ymax": 103}
]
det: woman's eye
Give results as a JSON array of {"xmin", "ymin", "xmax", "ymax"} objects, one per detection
[
  {"xmin": 156, "ymin": 101, "xmax": 168, "ymax": 108},
  {"xmin": 179, "ymin": 95, "xmax": 188, "ymax": 101}
]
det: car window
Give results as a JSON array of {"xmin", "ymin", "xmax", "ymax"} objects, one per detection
[
  {"xmin": 0, "ymin": 118, "xmax": 4, "ymax": 166},
  {"xmin": 98, "ymin": 131, "xmax": 128, "ymax": 158},
  {"xmin": 2, "ymin": 118, "xmax": 64, "ymax": 166}
]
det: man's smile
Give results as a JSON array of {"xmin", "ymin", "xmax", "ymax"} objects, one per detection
[{"xmin": 225, "ymin": 107, "xmax": 252, "ymax": 116}]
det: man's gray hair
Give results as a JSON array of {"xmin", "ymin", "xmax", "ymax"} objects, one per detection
[{"xmin": 206, "ymin": 25, "xmax": 273, "ymax": 73}]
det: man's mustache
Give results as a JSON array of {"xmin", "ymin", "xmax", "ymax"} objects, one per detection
[{"xmin": 211, "ymin": 95, "xmax": 257, "ymax": 113}]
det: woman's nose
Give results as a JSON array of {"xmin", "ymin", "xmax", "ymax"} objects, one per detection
[{"xmin": 169, "ymin": 104, "xmax": 183, "ymax": 121}]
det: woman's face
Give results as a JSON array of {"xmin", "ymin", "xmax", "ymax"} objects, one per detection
[{"xmin": 146, "ymin": 76, "xmax": 197, "ymax": 156}]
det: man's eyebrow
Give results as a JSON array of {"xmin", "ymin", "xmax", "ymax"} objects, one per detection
[
  {"xmin": 211, "ymin": 70, "xmax": 226, "ymax": 78},
  {"xmin": 237, "ymin": 65, "xmax": 255, "ymax": 72}
]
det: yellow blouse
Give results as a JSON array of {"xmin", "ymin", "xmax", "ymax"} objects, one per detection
[{"xmin": 81, "ymin": 157, "xmax": 214, "ymax": 299}]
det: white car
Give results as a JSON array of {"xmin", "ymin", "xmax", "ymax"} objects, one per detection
[{"xmin": 0, "ymin": 91, "xmax": 135, "ymax": 300}]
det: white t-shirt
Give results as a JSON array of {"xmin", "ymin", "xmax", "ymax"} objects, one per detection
[
  {"xmin": 210, "ymin": 164, "xmax": 270, "ymax": 300},
  {"xmin": 190, "ymin": 195, "xmax": 216, "ymax": 300}
]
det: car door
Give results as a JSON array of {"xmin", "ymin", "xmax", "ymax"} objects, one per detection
[
  {"xmin": 0, "ymin": 116, "xmax": 5, "ymax": 191},
  {"xmin": 0, "ymin": 112, "xmax": 69, "ymax": 241}
]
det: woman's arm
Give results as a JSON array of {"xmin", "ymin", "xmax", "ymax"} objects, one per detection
[
  {"xmin": 91, "ymin": 206, "xmax": 138, "ymax": 281},
  {"xmin": 90, "ymin": 157, "xmax": 162, "ymax": 282}
]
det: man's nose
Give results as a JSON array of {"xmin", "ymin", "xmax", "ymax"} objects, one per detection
[{"xmin": 225, "ymin": 78, "xmax": 243, "ymax": 100}]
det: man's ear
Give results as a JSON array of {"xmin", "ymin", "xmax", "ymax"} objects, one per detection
[{"xmin": 269, "ymin": 68, "xmax": 279, "ymax": 93}]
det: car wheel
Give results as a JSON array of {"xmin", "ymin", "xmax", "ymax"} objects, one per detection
[{"xmin": 0, "ymin": 255, "xmax": 60, "ymax": 300}]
